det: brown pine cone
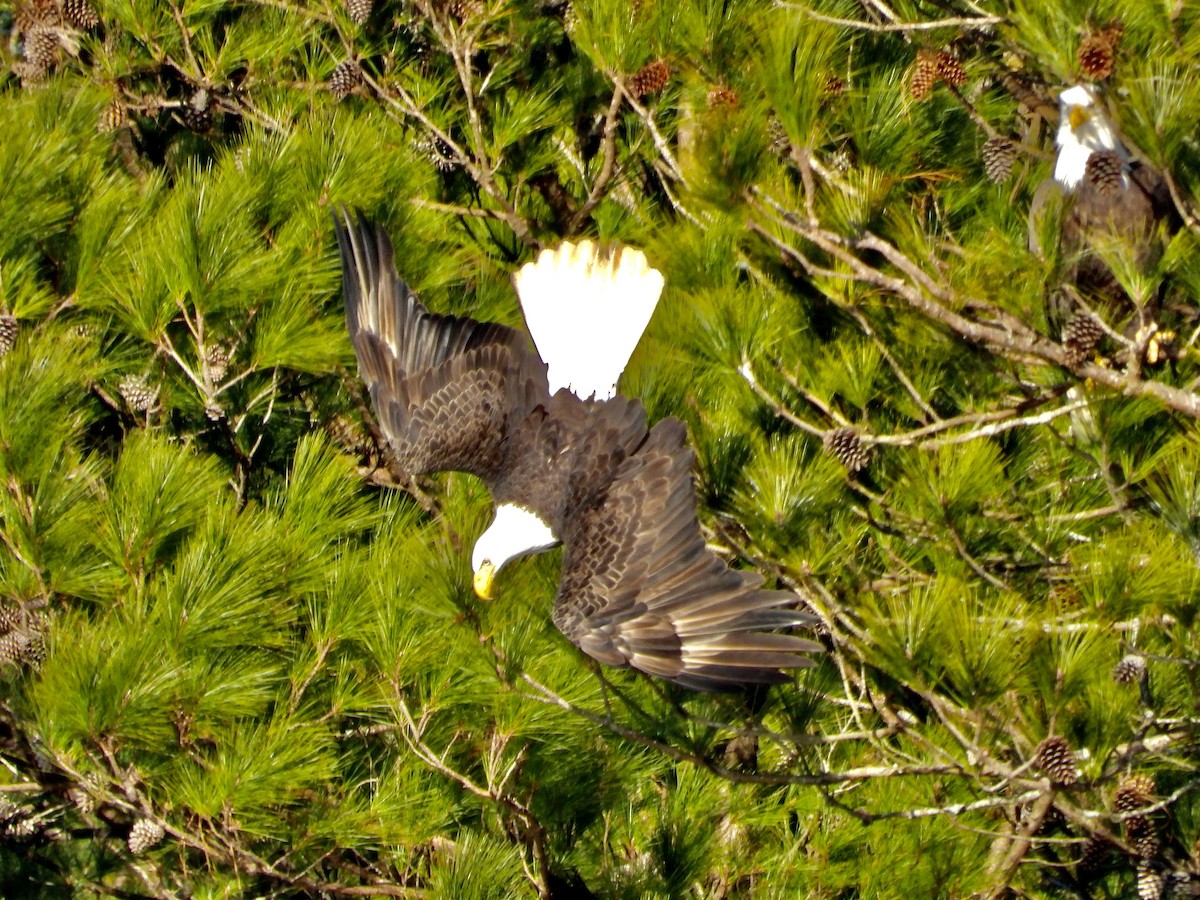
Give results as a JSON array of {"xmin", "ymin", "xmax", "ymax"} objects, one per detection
[
  {"xmin": 1075, "ymin": 834, "xmax": 1117, "ymax": 883},
  {"xmin": 0, "ymin": 625, "xmax": 45, "ymax": 669},
  {"xmin": 706, "ymin": 86, "xmax": 739, "ymax": 109},
  {"xmin": 1112, "ymin": 654, "xmax": 1147, "ymax": 683},
  {"xmin": 822, "ymin": 74, "xmax": 845, "ymax": 95},
  {"xmin": 1062, "ymin": 312, "xmax": 1105, "ymax": 365},
  {"xmin": 909, "ymin": 49, "xmax": 938, "ymax": 100},
  {"xmin": 128, "ymin": 818, "xmax": 165, "ymax": 855},
  {"xmin": 628, "ymin": 60, "xmax": 670, "ymax": 98},
  {"xmin": 14, "ymin": 0, "xmax": 58, "ymax": 34},
  {"xmin": 63, "ymin": 0, "xmax": 100, "ymax": 29},
  {"xmin": 329, "ymin": 59, "xmax": 362, "ymax": 100},
  {"xmin": 344, "ymin": 0, "xmax": 372, "ymax": 25},
  {"xmin": 182, "ymin": 89, "xmax": 213, "ymax": 132},
  {"xmin": 981, "ymin": 137, "xmax": 1016, "ymax": 183},
  {"xmin": 1035, "ymin": 736, "xmax": 1080, "ymax": 785},
  {"xmin": 0, "ymin": 315, "xmax": 18, "ymax": 357},
  {"xmin": 1114, "ymin": 774, "xmax": 1156, "ymax": 813},
  {"xmin": 825, "ymin": 428, "xmax": 869, "ymax": 472},
  {"xmin": 1077, "ymin": 32, "xmax": 1115, "ymax": 80},
  {"xmin": 1135, "ymin": 861, "xmax": 1166, "ymax": 900},
  {"xmin": 98, "ymin": 98, "xmax": 128, "ymax": 133},
  {"xmin": 118, "ymin": 374, "xmax": 160, "ymax": 412},
  {"xmin": 935, "ymin": 50, "xmax": 967, "ymax": 87},
  {"xmin": 1126, "ymin": 815, "xmax": 1160, "ymax": 858},
  {"xmin": 23, "ymin": 27, "xmax": 60, "ymax": 74},
  {"xmin": 1085, "ymin": 149, "xmax": 1124, "ymax": 194}
]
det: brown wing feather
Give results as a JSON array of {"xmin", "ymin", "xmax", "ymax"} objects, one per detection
[
  {"xmin": 335, "ymin": 209, "xmax": 550, "ymax": 482},
  {"xmin": 553, "ymin": 418, "xmax": 822, "ymax": 691}
]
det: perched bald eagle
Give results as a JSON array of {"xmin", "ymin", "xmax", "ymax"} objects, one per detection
[
  {"xmin": 1034, "ymin": 84, "xmax": 1175, "ymax": 353},
  {"xmin": 335, "ymin": 212, "xmax": 821, "ymax": 690}
]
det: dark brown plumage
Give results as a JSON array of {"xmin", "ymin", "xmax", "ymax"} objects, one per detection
[
  {"xmin": 336, "ymin": 211, "xmax": 821, "ymax": 690},
  {"xmin": 1040, "ymin": 87, "xmax": 1178, "ymax": 347}
]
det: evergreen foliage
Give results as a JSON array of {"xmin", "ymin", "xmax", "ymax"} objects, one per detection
[{"xmin": 0, "ymin": 0, "xmax": 1198, "ymax": 895}]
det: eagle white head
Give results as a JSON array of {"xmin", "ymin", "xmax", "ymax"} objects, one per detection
[
  {"xmin": 471, "ymin": 504, "xmax": 558, "ymax": 599},
  {"xmin": 1054, "ymin": 85, "xmax": 1127, "ymax": 190}
]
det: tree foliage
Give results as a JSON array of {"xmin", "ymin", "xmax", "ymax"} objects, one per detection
[{"xmin": 0, "ymin": 0, "xmax": 1198, "ymax": 896}]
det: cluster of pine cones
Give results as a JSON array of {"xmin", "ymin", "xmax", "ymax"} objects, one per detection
[{"xmin": 10, "ymin": 0, "xmax": 99, "ymax": 83}]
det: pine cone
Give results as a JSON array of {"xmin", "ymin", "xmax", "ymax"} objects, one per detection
[
  {"xmin": 1062, "ymin": 312, "xmax": 1104, "ymax": 365},
  {"xmin": 822, "ymin": 74, "xmax": 845, "ymax": 95},
  {"xmin": 1084, "ymin": 149, "xmax": 1124, "ymax": 195},
  {"xmin": 825, "ymin": 428, "xmax": 869, "ymax": 472},
  {"xmin": 1100, "ymin": 21, "xmax": 1125, "ymax": 48},
  {"xmin": 128, "ymin": 818, "xmax": 165, "ymax": 854},
  {"xmin": 1136, "ymin": 861, "xmax": 1167, "ymax": 900},
  {"xmin": 1035, "ymin": 736, "xmax": 1080, "ymax": 785},
  {"xmin": 628, "ymin": 60, "xmax": 670, "ymax": 98},
  {"xmin": 828, "ymin": 147, "xmax": 853, "ymax": 173},
  {"xmin": 118, "ymin": 374, "xmax": 160, "ymax": 412},
  {"xmin": 981, "ymin": 137, "xmax": 1016, "ymax": 183},
  {"xmin": 344, "ymin": 0, "xmax": 373, "ymax": 24},
  {"xmin": 329, "ymin": 59, "xmax": 362, "ymax": 100},
  {"xmin": 414, "ymin": 133, "xmax": 458, "ymax": 171},
  {"xmin": 97, "ymin": 98, "xmax": 127, "ymax": 133},
  {"xmin": 5, "ymin": 813, "xmax": 40, "ymax": 839},
  {"xmin": 0, "ymin": 315, "xmax": 18, "ymax": 357},
  {"xmin": 1047, "ymin": 582, "xmax": 1083, "ymax": 612},
  {"xmin": 23, "ymin": 27, "xmax": 59, "ymax": 74},
  {"xmin": 1115, "ymin": 774, "xmax": 1156, "ymax": 813},
  {"xmin": 1113, "ymin": 654, "xmax": 1147, "ymax": 684},
  {"xmin": 69, "ymin": 786, "xmax": 96, "ymax": 816},
  {"xmin": 63, "ymin": 0, "xmax": 100, "ymax": 29},
  {"xmin": 14, "ymin": 0, "xmax": 58, "ymax": 34},
  {"xmin": 183, "ymin": 89, "xmax": 213, "ymax": 133},
  {"xmin": 706, "ymin": 86, "xmax": 739, "ymax": 109},
  {"xmin": 722, "ymin": 733, "xmax": 758, "ymax": 772},
  {"xmin": 326, "ymin": 414, "xmax": 372, "ymax": 458},
  {"xmin": 1127, "ymin": 815, "xmax": 1160, "ymax": 858},
  {"xmin": 1076, "ymin": 834, "xmax": 1117, "ymax": 883},
  {"xmin": 0, "ymin": 601, "xmax": 22, "ymax": 633},
  {"xmin": 767, "ymin": 116, "xmax": 789, "ymax": 156},
  {"xmin": 445, "ymin": 0, "xmax": 483, "ymax": 21},
  {"xmin": 909, "ymin": 49, "xmax": 939, "ymax": 100},
  {"xmin": 1077, "ymin": 32, "xmax": 1115, "ymax": 80},
  {"xmin": 203, "ymin": 344, "xmax": 230, "ymax": 383},
  {"xmin": 0, "ymin": 625, "xmax": 45, "ymax": 669},
  {"xmin": 935, "ymin": 50, "xmax": 967, "ymax": 87}
]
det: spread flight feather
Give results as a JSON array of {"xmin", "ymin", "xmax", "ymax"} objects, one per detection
[{"xmin": 336, "ymin": 209, "xmax": 821, "ymax": 690}]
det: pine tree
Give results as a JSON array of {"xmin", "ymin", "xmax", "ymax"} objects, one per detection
[{"xmin": 0, "ymin": 0, "xmax": 1197, "ymax": 895}]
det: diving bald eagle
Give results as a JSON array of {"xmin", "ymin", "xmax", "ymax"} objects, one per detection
[
  {"xmin": 335, "ymin": 211, "xmax": 822, "ymax": 691},
  {"xmin": 1035, "ymin": 84, "xmax": 1175, "ymax": 352}
]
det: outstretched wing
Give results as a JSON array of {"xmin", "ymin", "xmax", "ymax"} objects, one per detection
[
  {"xmin": 552, "ymin": 418, "xmax": 822, "ymax": 691},
  {"xmin": 335, "ymin": 209, "xmax": 550, "ymax": 483}
]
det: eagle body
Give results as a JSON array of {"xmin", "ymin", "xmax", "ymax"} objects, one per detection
[
  {"xmin": 1039, "ymin": 85, "xmax": 1175, "ymax": 340},
  {"xmin": 336, "ymin": 212, "xmax": 821, "ymax": 690}
]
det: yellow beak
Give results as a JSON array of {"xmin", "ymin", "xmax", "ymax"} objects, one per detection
[
  {"xmin": 1069, "ymin": 106, "xmax": 1090, "ymax": 131},
  {"xmin": 473, "ymin": 561, "xmax": 496, "ymax": 600}
]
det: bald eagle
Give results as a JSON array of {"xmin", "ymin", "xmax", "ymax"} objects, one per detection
[
  {"xmin": 335, "ymin": 212, "xmax": 822, "ymax": 690},
  {"xmin": 1035, "ymin": 84, "xmax": 1175, "ymax": 351}
]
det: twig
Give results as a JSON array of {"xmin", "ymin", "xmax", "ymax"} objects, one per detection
[{"xmin": 782, "ymin": 4, "xmax": 1004, "ymax": 32}]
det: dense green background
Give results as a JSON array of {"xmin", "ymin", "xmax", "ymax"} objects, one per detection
[{"xmin": 0, "ymin": 0, "xmax": 1198, "ymax": 896}]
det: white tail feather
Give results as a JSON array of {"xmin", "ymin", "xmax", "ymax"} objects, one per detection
[{"xmin": 514, "ymin": 240, "xmax": 665, "ymax": 400}]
